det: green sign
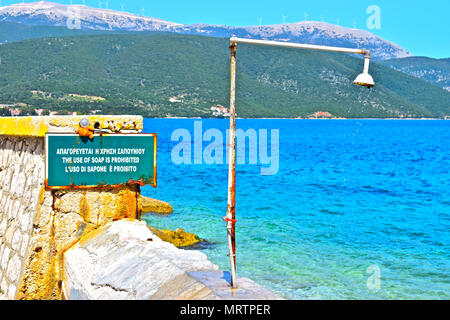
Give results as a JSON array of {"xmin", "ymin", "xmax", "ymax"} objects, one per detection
[{"xmin": 45, "ymin": 133, "xmax": 157, "ymax": 189}]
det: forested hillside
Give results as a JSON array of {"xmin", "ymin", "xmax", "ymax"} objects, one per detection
[{"xmin": 0, "ymin": 32, "xmax": 448, "ymax": 118}]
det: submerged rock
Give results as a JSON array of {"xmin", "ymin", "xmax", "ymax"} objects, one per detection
[
  {"xmin": 140, "ymin": 195, "xmax": 173, "ymax": 215},
  {"xmin": 182, "ymin": 240, "xmax": 217, "ymax": 251},
  {"xmin": 147, "ymin": 226, "xmax": 203, "ymax": 248},
  {"xmin": 140, "ymin": 197, "xmax": 212, "ymax": 249}
]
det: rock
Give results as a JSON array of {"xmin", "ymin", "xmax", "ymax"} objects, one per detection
[
  {"xmin": 181, "ymin": 240, "xmax": 216, "ymax": 251},
  {"xmin": 147, "ymin": 226, "xmax": 201, "ymax": 248},
  {"xmin": 140, "ymin": 196, "xmax": 173, "ymax": 215},
  {"xmin": 63, "ymin": 219, "xmax": 281, "ymax": 300},
  {"xmin": 63, "ymin": 219, "xmax": 220, "ymax": 300}
]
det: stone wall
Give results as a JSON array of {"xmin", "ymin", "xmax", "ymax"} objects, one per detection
[
  {"xmin": 0, "ymin": 136, "xmax": 43, "ymax": 299},
  {"xmin": 0, "ymin": 116, "xmax": 143, "ymax": 300}
]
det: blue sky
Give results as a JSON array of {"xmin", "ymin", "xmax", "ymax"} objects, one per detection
[{"xmin": 2, "ymin": 0, "xmax": 449, "ymax": 58}]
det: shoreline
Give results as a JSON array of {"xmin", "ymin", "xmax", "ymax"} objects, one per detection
[{"xmin": 156, "ymin": 117, "xmax": 449, "ymax": 120}]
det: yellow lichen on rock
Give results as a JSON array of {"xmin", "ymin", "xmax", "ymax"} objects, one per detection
[
  {"xmin": 100, "ymin": 187, "xmax": 139, "ymax": 222},
  {"xmin": 0, "ymin": 115, "xmax": 143, "ymax": 137},
  {"xmin": 17, "ymin": 185, "xmax": 140, "ymax": 300},
  {"xmin": 148, "ymin": 226, "xmax": 201, "ymax": 248},
  {"xmin": 140, "ymin": 195, "xmax": 173, "ymax": 215},
  {"xmin": 0, "ymin": 116, "xmax": 49, "ymax": 137}
]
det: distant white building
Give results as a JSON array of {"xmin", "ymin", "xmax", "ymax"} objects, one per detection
[
  {"xmin": 34, "ymin": 109, "xmax": 46, "ymax": 116},
  {"xmin": 9, "ymin": 108, "xmax": 21, "ymax": 116},
  {"xmin": 169, "ymin": 97, "xmax": 182, "ymax": 103},
  {"xmin": 211, "ymin": 105, "xmax": 230, "ymax": 117}
]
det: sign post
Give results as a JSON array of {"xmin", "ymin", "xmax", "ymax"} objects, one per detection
[{"xmin": 45, "ymin": 133, "xmax": 157, "ymax": 189}]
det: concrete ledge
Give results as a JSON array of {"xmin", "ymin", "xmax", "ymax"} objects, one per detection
[
  {"xmin": 0, "ymin": 115, "xmax": 143, "ymax": 137},
  {"xmin": 151, "ymin": 271, "xmax": 282, "ymax": 300},
  {"xmin": 63, "ymin": 219, "xmax": 282, "ymax": 300}
]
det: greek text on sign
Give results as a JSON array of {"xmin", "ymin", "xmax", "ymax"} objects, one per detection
[{"xmin": 45, "ymin": 134, "xmax": 157, "ymax": 189}]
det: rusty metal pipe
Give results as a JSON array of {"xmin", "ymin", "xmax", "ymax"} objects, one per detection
[
  {"xmin": 225, "ymin": 37, "xmax": 375, "ymax": 290},
  {"xmin": 226, "ymin": 43, "xmax": 238, "ymax": 289},
  {"xmin": 230, "ymin": 37, "xmax": 367, "ymax": 55}
]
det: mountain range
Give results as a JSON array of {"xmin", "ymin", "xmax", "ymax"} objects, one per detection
[
  {"xmin": 0, "ymin": 1, "xmax": 448, "ymax": 118},
  {"xmin": 0, "ymin": 1, "xmax": 412, "ymax": 60},
  {"xmin": 380, "ymin": 57, "xmax": 450, "ymax": 92}
]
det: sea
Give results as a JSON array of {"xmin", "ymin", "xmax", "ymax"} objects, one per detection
[{"xmin": 141, "ymin": 118, "xmax": 449, "ymax": 300}]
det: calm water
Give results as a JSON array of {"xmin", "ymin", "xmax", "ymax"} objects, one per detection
[{"xmin": 141, "ymin": 119, "xmax": 449, "ymax": 300}]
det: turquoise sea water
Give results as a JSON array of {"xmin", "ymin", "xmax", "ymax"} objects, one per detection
[{"xmin": 141, "ymin": 119, "xmax": 449, "ymax": 300}]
